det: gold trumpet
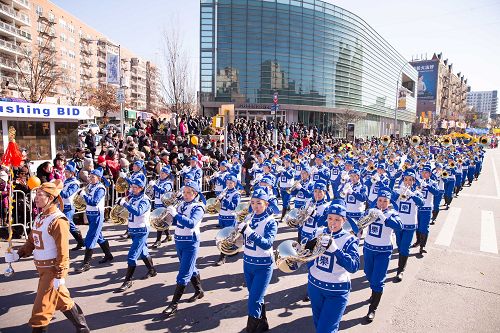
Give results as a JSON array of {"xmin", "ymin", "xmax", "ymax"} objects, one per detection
[
  {"xmin": 381, "ymin": 135, "xmax": 391, "ymax": 146},
  {"xmin": 367, "ymin": 165, "xmax": 375, "ymax": 172},
  {"xmin": 479, "ymin": 135, "xmax": 490, "ymax": 147},
  {"xmin": 449, "ymin": 161, "xmax": 456, "ymax": 168},
  {"xmin": 442, "ymin": 136, "xmax": 452, "ymax": 147},
  {"xmin": 410, "ymin": 136, "xmax": 421, "ymax": 147},
  {"xmin": 442, "ymin": 170, "xmax": 449, "ymax": 178}
]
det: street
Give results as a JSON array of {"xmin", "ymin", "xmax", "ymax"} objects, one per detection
[{"xmin": 1, "ymin": 149, "xmax": 500, "ymax": 333}]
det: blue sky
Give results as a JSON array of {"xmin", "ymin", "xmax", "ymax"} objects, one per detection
[{"xmin": 52, "ymin": 0, "xmax": 500, "ymax": 93}]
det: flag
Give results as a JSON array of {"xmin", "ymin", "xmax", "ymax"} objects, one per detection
[{"xmin": 106, "ymin": 52, "xmax": 119, "ymax": 85}]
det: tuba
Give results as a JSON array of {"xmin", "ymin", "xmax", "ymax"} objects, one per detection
[
  {"xmin": 215, "ymin": 213, "xmax": 253, "ymax": 255},
  {"xmin": 73, "ymin": 185, "xmax": 89, "ymax": 211},
  {"xmin": 109, "ymin": 198, "xmax": 129, "ymax": 225},
  {"xmin": 235, "ymin": 202, "xmax": 250, "ymax": 222},
  {"xmin": 274, "ymin": 233, "xmax": 333, "ymax": 273},
  {"xmin": 206, "ymin": 188, "xmax": 228, "ymax": 214},
  {"xmin": 115, "ymin": 176, "xmax": 129, "ymax": 194},
  {"xmin": 410, "ymin": 136, "xmax": 421, "ymax": 147},
  {"xmin": 381, "ymin": 135, "xmax": 391, "ymax": 146},
  {"xmin": 160, "ymin": 191, "xmax": 179, "ymax": 207}
]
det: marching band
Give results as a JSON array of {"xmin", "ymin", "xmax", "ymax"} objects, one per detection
[{"xmin": 3, "ymin": 134, "xmax": 490, "ymax": 333}]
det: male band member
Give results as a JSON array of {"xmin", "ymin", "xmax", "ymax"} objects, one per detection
[
  {"xmin": 4, "ymin": 180, "xmax": 90, "ymax": 332},
  {"xmin": 216, "ymin": 174, "xmax": 241, "ymax": 266},
  {"xmin": 151, "ymin": 165, "xmax": 175, "ymax": 248},
  {"xmin": 116, "ymin": 177, "xmax": 156, "ymax": 291},
  {"xmin": 162, "ymin": 181, "xmax": 206, "ymax": 317},
  {"xmin": 60, "ymin": 162, "xmax": 84, "ymax": 251},
  {"xmin": 75, "ymin": 167, "xmax": 113, "ymax": 273}
]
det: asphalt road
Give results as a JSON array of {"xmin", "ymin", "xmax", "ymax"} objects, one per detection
[{"xmin": 1, "ymin": 149, "xmax": 499, "ymax": 333}]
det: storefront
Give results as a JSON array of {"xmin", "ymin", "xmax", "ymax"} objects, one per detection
[{"xmin": 0, "ymin": 101, "xmax": 95, "ymax": 163}]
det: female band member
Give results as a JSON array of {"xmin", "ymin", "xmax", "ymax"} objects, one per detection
[
  {"xmin": 238, "ymin": 188, "xmax": 278, "ymax": 332},
  {"xmin": 4, "ymin": 180, "xmax": 90, "ymax": 332},
  {"xmin": 151, "ymin": 165, "xmax": 174, "ymax": 248},
  {"xmin": 117, "ymin": 177, "xmax": 156, "ymax": 291},
  {"xmin": 75, "ymin": 167, "xmax": 113, "ymax": 273},
  {"xmin": 162, "ymin": 181, "xmax": 206, "ymax": 317},
  {"xmin": 60, "ymin": 161, "xmax": 84, "ymax": 251},
  {"xmin": 305, "ymin": 203, "xmax": 360, "ymax": 333}
]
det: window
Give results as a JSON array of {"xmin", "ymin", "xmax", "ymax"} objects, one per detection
[
  {"xmin": 55, "ymin": 122, "xmax": 79, "ymax": 156},
  {"xmin": 8, "ymin": 121, "xmax": 51, "ymax": 161}
]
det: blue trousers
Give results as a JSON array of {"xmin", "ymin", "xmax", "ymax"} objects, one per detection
[
  {"xmin": 363, "ymin": 248, "xmax": 391, "ymax": 292},
  {"xmin": 308, "ymin": 283, "xmax": 348, "ymax": 333},
  {"xmin": 218, "ymin": 215, "xmax": 236, "ymax": 229},
  {"xmin": 433, "ymin": 191, "xmax": 443, "ymax": 211},
  {"xmin": 454, "ymin": 174, "xmax": 462, "ymax": 190},
  {"xmin": 461, "ymin": 171, "xmax": 467, "ymax": 186},
  {"xmin": 84, "ymin": 210, "xmax": 105, "ymax": 249},
  {"xmin": 175, "ymin": 240, "xmax": 199, "ymax": 285},
  {"xmin": 467, "ymin": 168, "xmax": 475, "ymax": 183},
  {"xmin": 417, "ymin": 210, "xmax": 432, "ymax": 235},
  {"xmin": 64, "ymin": 208, "xmax": 79, "ymax": 233},
  {"xmin": 395, "ymin": 228, "xmax": 415, "ymax": 256},
  {"xmin": 244, "ymin": 262, "xmax": 273, "ymax": 319},
  {"xmin": 128, "ymin": 228, "xmax": 149, "ymax": 266},
  {"xmin": 280, "ymin": 189, "xmax": 291, "ymax": 209}
]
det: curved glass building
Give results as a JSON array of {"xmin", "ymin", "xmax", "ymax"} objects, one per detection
[{"xmin": 200, "ymin": 0, "xmax": 417, "ymax": 137}]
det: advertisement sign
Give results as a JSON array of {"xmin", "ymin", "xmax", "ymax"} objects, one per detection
[
  {"xmin": 397, "ymin": 88, "xmax": 407, "ymax": 110},
  {"xmin": 0, "ymin": 101, "xmax": 95, "ymax": 120},
  {"xmin": 106, "ymin": 52, "xmax": 120, "ymax": 85},
  {"xmin": 413, "ymin": 60, "xmax": 438, "ymax": 113}
]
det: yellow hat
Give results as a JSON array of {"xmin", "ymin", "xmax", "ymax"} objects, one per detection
[{"xmin": 39, "ymin": 179, "xmax": 63, "ymax": 197}]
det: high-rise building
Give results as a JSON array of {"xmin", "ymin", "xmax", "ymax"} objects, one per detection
[
  {"xmin": 410, "ymin": 53, "xmax": 470, "ymax": 133},
  {"xmin": 467, "ymin": 90, "xmax": 498, "ymax": 121},
  {"xmin": 199, "ymin": 0, "xmax": 418, "ymax": 137},
  {"xmin": 0, "ymin": 0, "xmax": 160, "ymax": 117}
]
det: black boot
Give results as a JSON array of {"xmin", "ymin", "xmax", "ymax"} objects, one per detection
[
  {"xmin": 216, "ymin": 253, "xmax": 226, "ymax": 266},
  {"xmin": 32, "ymin": 327, "xmax": 48, "ymax": 333},
  {"xmin": 141, "ymin": 256, "xmax": 157, "ymax": 280},
  {"xmin": 256, "ymin": 303, "xmax": 269, "ymax": 332},
  {"xmin": 246, "ymin": 316, "xmax": 260, "ymax": 333},
  {"xmin": 117, "ymin": 265, "xmax": 136, "ymax": 292},
  {"xmin": 411, "ymin": 232, "xmax": 421, "ymax": 248},
  {"xmin": 70, "ymin": 230, "xmax": 85, "ymax": 251},
  {"xmin": 280, "ymin": 207, "xmax": 287, "ymax": 223},
  {"xmin": 419, "ymin": 234, "xmax": 428, "ymax": 255},
  {"xmin": 187, "ymin": 274, "xmax": 204, "ymax": 303},
  {"xmin": 98, "ymin": 240, "xmax": 114, "ymax": 264},
  {"xmin": 366, "ymin": 291, "xmax": 383, "ymax": 323},
  {"xmin": 62, "ymin": 303, "xmax": 90, "ymax": 332},
  {"xmin": 152, "ymin": 231, "xmax": 162, "ymax": 248},
  {"xmin": 162, "ymin": 284, "xmax": 186, "ymax": 317},
  {"xmin": 162, "ymin": 230, "xmax": 172, "ymax": 243},
  {"xmin": 75, "ymin": 249, "xmax": 93, "ymax": 273},
  {"xmin": 120, "ymin": 229, "xmax": 130, "ymax": 239},
  {"xmin": 430, "ymin": 210, "xmax": 438, "ymax": 225},
  {"xmin": 395, "ymin": 256, "xmax": 408, "ymax": 282}
]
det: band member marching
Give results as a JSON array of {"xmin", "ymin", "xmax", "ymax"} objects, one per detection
[
  {"xmin": 121, "ymin": 160, "xmax": 148, "ymax": 240},
  {"xmin": 238, "ymin": 188, "xmax": 278, "ymax": 332},
  {"xmin": 76, "ymin": 167, "xmax": 113, "ymax": 273},
  {"xmin": 162, "ymin": 180, "xmax": 206, "ymax": 317},
  {"xmin": 116, "ymin": 177, "xmax": 156, "ymax": 291},
  {"xmin": 393, "ymin": 170, "xmax": 424, "ymax": 281},
  {"xmin": 305, "ymin": 203, "xmax": 360, "ymax": 333},
  {"xmin": 343, "ymin": 169, "xmax": 368, "ymax": 236},
  {"xmin": 363, "ymin": 190, "xmax": 403, "ymax": 322},
  {"xmin": 431, "ymin": 163, "xmax": 445, "ymax": 225},
  {"xmin": 278, "ymin": 156, "xmax": 295, "ymax": 222},
  {"xmin": 216, "ymin": 174, "xmax": 241, "ymax": 266},
  {"xmin": 60, "ymin": 162, "xmax": 84, "ymax": 251},
  {"xmin": 4, "ymin": 180, "xmax": 90, "ymax": 332},
  {"xmin": 151, "ymin": 165, "xmax": 175, "ymax": 248},
  {"xmin": 291, "ymin": 165, "xmax": 314, "ymax": 209},
  {"xmin": 211, "ymin": 160, "xmax": 229, "ymax": 197}
]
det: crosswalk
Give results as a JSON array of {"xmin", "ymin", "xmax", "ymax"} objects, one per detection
[{"xmin": 434, "ymin": 208, "xmax": 499, "ymax": 255}]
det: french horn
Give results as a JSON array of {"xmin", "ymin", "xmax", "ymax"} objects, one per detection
[
  {"xmin": 109, "ymin": 204, "xmax": 129, "ymax": 225},
  {"xmin": 150, "ymin": 207, "xmax": 172, "ymax": 231},
  {"xmin": 73, "ymin": 185, "xmax": 89, "ymax": 211},
  {"xmin": 410, "ymin": 136, "xmax": 421, "ymax": 147},
  {"xmin": 215, "ymin": 213, "xmax": 253, "ymax": 255},
  {"xmin": 115, "ymin": 176, "xmax": 129, "ymax": 194}
]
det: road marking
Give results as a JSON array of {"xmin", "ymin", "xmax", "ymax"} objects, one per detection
[
  {"xmin": 480, "ymin": 210, "xmax": 498, "ymax": 254},
  {"xmin": 493, "ymin": 158, "xmax": 500, "ymax": 197},
  {"xmin": 435, "ymin": 207, "xmax": 461, "ymax": 247},
  {"xmin": 459, "ymin": 193, "xmax": 500, "ymax": 200}
]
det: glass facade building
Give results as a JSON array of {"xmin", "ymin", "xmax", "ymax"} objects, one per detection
[{"xmin": 200, "ymin": 0, "xmax": 417, "ymax": 137}]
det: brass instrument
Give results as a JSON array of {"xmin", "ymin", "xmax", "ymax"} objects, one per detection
[
  {"xmin": 283, "ymin": 202, "xmax": 316, "ymax": 228},
  {"xmin": 356, "ymin": 209, "xmax": 381, "ymax": 231},
  {"xmin": 410, "ymin": 136, "xmax": 421, "ymax": 147},
  {"xmin": 286, "ymin": 180, "xmax": 301, "ymax": 194},
  {"xmin": 371, "ymin": 173, "xmax": 380, "ymax": 183},
  {"xmin": 115, "ymin": 176, "xmax": 129, "ymax": 194},
  {"xmin": 367, "ymin": 165, "xmax": 375, "ymax": 172},
  {"xmin": 109, "ymin": 203, "xmax": 129, "ymax": 225},
  {"xmin": 235, "ymin": 203, "xmax": 250, "ymax": 222},
  {"xmin": 457, "ymin": 158, "xmax": 463, "ymax": 165},
  {"xmin": 442, "ymin": 136, "xmax": 452, "ymax": 147},
  {"xmin": 206, "ymin": 188, "xmax": 228, "ymax": 214},
  {"xmin": 151, "ymin": 206, "xmax": 173, "ymax": 231},
  {"xmin": 145, "ymin": 181, "xmax": 155, "ymax": 200},
  {"xmin": 402, "ymin": 164, "xmax": 408, "ymax": 171},
  {"xmin": 160, "ymin": 191, "xmax": 180, "ymax": 207},
  {"xmin": 73, "ymin": 185, "xmax": 89, "ymax": 211},
  {"xmin": 332, "ymin": 158, "xmax": 341, "ymax": 167},
  {"xmin": 381, "ymin": 135, "xmax": 391, "ymax": 146},
  {"xmin": 399, "ymin": 186, "xmax": 411, "ymax": 201},
  {"xmin": 387, "ymin": 159, "xmax": 394, "ymax": 166},
  {"xmin": 347, "ymin": 151, "xmax": 355, "ymax": 158},
  {"xmin": 479, "ymin": 135, "xmax": 490, "ymax": 148},
  {"xmin": 274, "ymin": 233, "xmax": 333, "ymax": 273},
  {"xmin": 340, "ymin": 171, "xmax": 349, "ymax": 184},
  {"xmin": 215, "ymin": 213, "xmax": 253, "ymax": 255},
  {"xmin": 250, "ymin": 173, "xmax": 264, "ymax": 187},
  {"xmin": 359, "ymin": 156, "xmax": 367, "ymax": 165},
  {"xmin": 339, "ymin": 182, "xmax": 353, "ymax": 199},
  {"xmin": 442, "ymin": 170, "xmax": 449, "ymax": 178},
  {"xmin": 449, "ymin": 161, "xmax": 456, "ymax": 168}
]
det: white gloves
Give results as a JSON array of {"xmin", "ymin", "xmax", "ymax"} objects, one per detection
[
  {"xmin": 166, "ymin": 206, "xmax": 177, "ymax": 217},
  {"xmin": 118, "ymin": 198, "xmax": 127, "ymax": 206},
  {"xmin": 53, "ymin": 278, "xmax": 65, "ymax": 290},
  {"xmin": 217, "ymin": 193, "xmax": 225, "ymax": 201},
  {"xmin": 148, "ymin": 180, "xmax": 156, "ymax": 186},
  {"xmin": 243, "ymin": 226, "xmax": 254, "ymax": 238},
  {"xmin": 237, "ymin": 222, "xmax": 247, "ymax": 234},
  {"xmin": 295, "ymin": 182, "xmax": 303, "ymax": 190},
  {"xmin": 373, "ymin": 208, "xmax": 386, "ymax": 222},
  {"xmin": 4, "ymin": 251, "xmax": 19, "ymax": 263},
  {"xmin": 320, "ymin": 235, "xmax": 331, "ymax": 247}
]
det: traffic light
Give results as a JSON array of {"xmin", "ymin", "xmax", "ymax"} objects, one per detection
[
  {"xmin": 212, "ymin": 115, "xmax": 224, "ymax": 129},
  {"xmin": 124, "ymin": 110, "xmax": 129, "ymax": 119}
]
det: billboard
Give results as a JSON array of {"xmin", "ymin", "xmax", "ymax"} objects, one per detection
[
  {"xmin": 106, "ymin": 52, "xmax": 120, "ymax": 85},
  {"xmin": 412, "ymin": 60, "xmax": 438, "ymax": 113}
]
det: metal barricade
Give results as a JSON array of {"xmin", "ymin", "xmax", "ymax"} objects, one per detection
[
  {"xmin": 11, "ymin": 190, "xmax": 31, "ymax": 239},
  {"xmin": 202, "ymin": 167, "xmax": 214, "ymax": 194}
]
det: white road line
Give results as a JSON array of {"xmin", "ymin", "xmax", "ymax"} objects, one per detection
[
  {"xmin": 435, "ymin": 207, "xmax": 462, "ymax": 247},
  {"xmin": 492, "ymin": 157, "xmax": 500, "ymax": 197},
  {"xmin": 460, "ymin": 193, "xmax": 500, "ymax": 200},
  {"xmin": 480, "ymin": 210, "xmax": 498, "ymax": 254}
]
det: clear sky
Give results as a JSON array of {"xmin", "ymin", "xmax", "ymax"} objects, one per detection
[{"xmin": 51, "ymin": 0, "xmax": 500, "ymax": 92}]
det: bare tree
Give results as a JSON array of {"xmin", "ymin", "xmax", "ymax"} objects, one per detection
[
  {"xmin": 87, "ymin": 84, "xmax": 121, "ymax": 118},
  {"xmin": 13, "ymin": 20, "xmax": 65, "ymax": 103},
  {"xmin": 159, "ymin": 25, "xmax": 197, "ymax": 117},
  {"xmin": 333, "ymin": 108, "xmax": 366, "ymax": 134}
]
